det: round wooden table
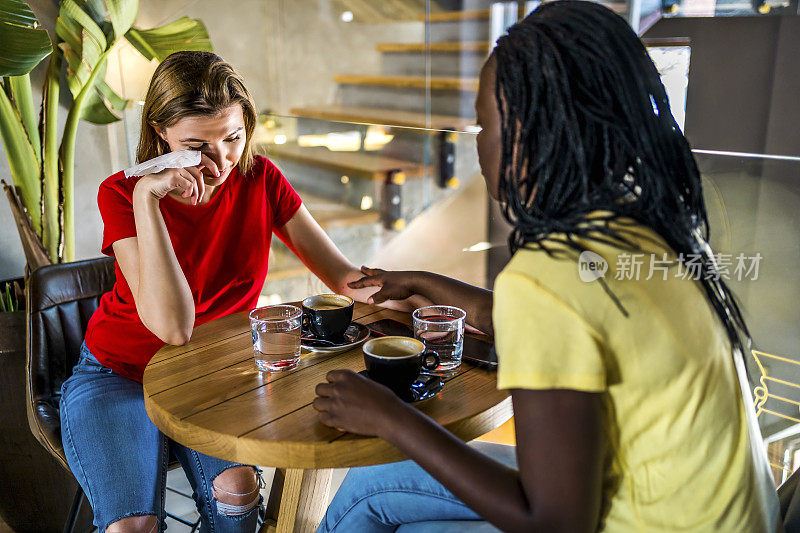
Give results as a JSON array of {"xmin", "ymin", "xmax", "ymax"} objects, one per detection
[{"xmin": 143, "ymin": 302, "xmax": 512, "ymax": 533}]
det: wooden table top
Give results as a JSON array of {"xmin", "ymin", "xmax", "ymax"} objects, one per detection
[{"xmin": 143, "ymin": 302, "xmax": 512, "ymax": 469}]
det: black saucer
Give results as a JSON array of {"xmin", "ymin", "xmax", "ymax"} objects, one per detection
[
  {"xmin": 301, "ymin": 322, "xmax": 370, "ymax": 353},
  {"xmin": 358, "ymin": 370, "xmax": 444, "ymax": 403}
]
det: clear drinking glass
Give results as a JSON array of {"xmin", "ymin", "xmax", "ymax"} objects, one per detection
[
  {"xmin": 413, "ymin": 305, "xmax": 466, "ymax": 374},
  {"xmin": 249, "ymin": 305, "xmax": 302, "ymax": 372}
]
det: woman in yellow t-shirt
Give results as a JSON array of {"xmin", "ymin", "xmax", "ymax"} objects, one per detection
[{"xmin": 312, "ymin": 1, "xmax": 780, "ymax": 531}]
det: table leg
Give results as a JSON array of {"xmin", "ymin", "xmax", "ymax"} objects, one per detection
[{"xmin": 268, "ymin": 468, "xmax": 332, "ymax": 533}]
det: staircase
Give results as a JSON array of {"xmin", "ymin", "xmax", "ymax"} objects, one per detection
[
  {"xmin": 258, "ymin": 0, "xmax": 668, "ymax": 302},
  {"xmin": 259, "ymin": 2, "xmax": 494, "ymax": 301}
]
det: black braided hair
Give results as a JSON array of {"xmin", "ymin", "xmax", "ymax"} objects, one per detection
[{"xmin": 493, "ymin": 0, "xmax": 749, "ymax": 355}]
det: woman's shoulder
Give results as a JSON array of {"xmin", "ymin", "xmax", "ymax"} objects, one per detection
[
  {"xmin": 495, "ymin": 245, "xmax": 613, "ymax": 324},
  {"xmin": 246, "ymin": 154, "xmax": 279, "ymax": 175},
  {"xmin": 237, "ymin": 154, "xmax": 284, "ymax": 186},
  {"xmin": 99, "ymin": 170, "xmax": 128, "ymax": 188},
  {"xmin": 499, "ymin": 246, "xmax": 580, "ymax": 285},
  {"xmin": 98, "ymin": 170, "xmax": 139, "ymax": 203}
]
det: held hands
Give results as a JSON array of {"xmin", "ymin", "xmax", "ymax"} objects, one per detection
[
  {"xmin": 348, "ymin": 266, "xmax": 422, "ymax": 305},
  {"xmin": 134, "ymin": 153, "xmax": 221, "ymax": 205},
  {"xmin": 313, "ymin": 369, "xmax": 407, "ymax": 437}
]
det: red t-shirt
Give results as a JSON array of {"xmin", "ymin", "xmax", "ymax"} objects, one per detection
[{"xmin": 84, "ymin": 155, "xmax": 302, "ymax": 382}]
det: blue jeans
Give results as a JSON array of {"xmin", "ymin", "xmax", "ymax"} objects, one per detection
[
  {"xmin": 60, "ymin": 342, "xmax": 263, "ymax": 532},
  {"xmin": 317, "ymin": 441, "xmax": 517, "ymax": 532}
]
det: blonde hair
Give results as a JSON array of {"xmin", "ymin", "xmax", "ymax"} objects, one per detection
[{"xmin": 137, "ymin": 51, "xmax": 258, "ymax": 175}]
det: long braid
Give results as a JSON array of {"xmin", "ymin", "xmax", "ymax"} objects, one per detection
[{"xmin": 494, "ymin": 0, "xmax": 749, "ymax": 356}]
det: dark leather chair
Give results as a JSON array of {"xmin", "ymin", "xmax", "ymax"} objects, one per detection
[
  {"xmin": 26, "ymin": 257, "xmax": 116, "ymax": 532},
  {"xmin": 25, "ymin": 257, "xmax": 206, "ymax": 532}
]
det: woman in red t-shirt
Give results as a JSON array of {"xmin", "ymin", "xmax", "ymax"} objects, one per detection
[{"xmin": 59, "ymin": 51, "xmax": 392, "ymax": 533}]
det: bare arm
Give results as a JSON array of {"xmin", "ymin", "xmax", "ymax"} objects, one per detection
[
  {"xmin": 315, "ymin": 374, "xmax": 607, "ymax": 532},
  {"xmin": 348, "ymin": 269, "xmax": 493, "ymax": 334},
  {"xmin": 384, "ymin": 389, "xmax": 606, "ymax": 532},
  {"xmin": 113, "ymin": 165, "xmax": 207, "ymax": 345},
  {"xmin": 276, "ymin": 206, "xmax": 431, "ymax": 310}
]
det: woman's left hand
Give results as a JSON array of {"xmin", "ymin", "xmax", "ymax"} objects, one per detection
[{"xmin": 313, "ymin": 370, "xmax": 408, "ymax": 437}]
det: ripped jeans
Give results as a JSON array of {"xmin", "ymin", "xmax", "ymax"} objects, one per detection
[{"xmin": 60, "ymin": 342, "xmax": 263, "ymax": 532}]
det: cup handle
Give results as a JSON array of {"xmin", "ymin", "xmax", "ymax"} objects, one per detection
[{"xmin": 421, "ymin": 350, "xmax": 439, "ymax": 371}]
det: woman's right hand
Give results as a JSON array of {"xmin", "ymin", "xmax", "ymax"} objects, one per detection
[
  {"xmin": 134, "ymin": 165, "xmax": 206, "ymax": 205},
  {"xmin": 347, "ymin": 266, "xmax": 424, "ymax": 304}
]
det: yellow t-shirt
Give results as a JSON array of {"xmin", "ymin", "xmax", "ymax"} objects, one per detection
[{"xmin": 492, "ymin": 219, "xmax": 779, "ymax": 532}]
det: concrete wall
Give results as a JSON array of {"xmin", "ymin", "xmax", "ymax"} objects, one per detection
[{"xmin": 0, "ymin": 0, "xmax": 422, "ymax": 279}]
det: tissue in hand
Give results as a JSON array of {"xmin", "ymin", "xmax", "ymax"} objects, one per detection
[{"xmin": 123, "ymin": 150, "xmax": 202, "ymax": 178}]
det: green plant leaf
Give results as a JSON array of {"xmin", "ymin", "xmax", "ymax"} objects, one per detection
[
  {"xmin": 104, "ymin": 0, "xmax": 136, "ymax": 40},
  {"xmin": 59, "ymin": 53, "xmax": 123, "ymax": 124},
  {"xmin": 42, "ymin": 51, "xmax": 60, "ymax": 262},
  {"xmin": 96, "ymin": 78, "xmax": 128, "ymax": 111},
  {"xmin": 0, "ymin": 0, "xmax": 34, "ymax": 25},
  {"xmin": 8, "ymin": 73, "xmax": 40, "ymax": 161},
  {"xmin": 3, "ymin": 283, "xmax": 13, "ymax": 312},
  {"xmin": 123, "ymin": 27, "xmax": 156, "ymax": 59},
  {"xmin": 81, "ymin": 0, "xmax": 105, "ymax": 27},
  {"xmin": 57, "ymin": 0, "xmax": 107, "ymax": 90},
  {"xmin": 55, "ymin": 6, "xmax": 82, "ymax": 51},
  {"xmin": 0, "ymin": 83, "xmax": 41, "ymax": 233},
  {"xmin": 56, "ymin": 0, "xmax": 129, "ymax": 125},
  {"xmin": 59, "ymin": 44, "xmax": 113, "ymax": 262},
  {"xmin": 81, "ymin": 88, "xmax": 119, "ymax": 123},
  {"xmin": 0, "ymin": 0, "xmax": 52, "ymax": 76},
  {"xmin": 124, "ymin": 17, "xmax": 212, "ymax": 62}
]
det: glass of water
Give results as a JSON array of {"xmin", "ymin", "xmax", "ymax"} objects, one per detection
[
  {"xmin": 413, "ymin": 305, "xmax": 466, "ymax": 375},
  {"xmin": 249, "ymin": 305, "xmax": 302, "ymax": 372}
]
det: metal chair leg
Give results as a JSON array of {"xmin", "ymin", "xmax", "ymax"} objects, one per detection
[{"xmin": 64, "ymin": 485, "xmax": 84, "ymax": 533}]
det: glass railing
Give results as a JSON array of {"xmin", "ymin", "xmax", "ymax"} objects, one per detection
[
  {"xmin": 254, "ymin": 115, "xmax": 487, "ymax": 303},
  {"xmin": 693, "ymin": 150, "xmax": 800, "ymax": 484}
]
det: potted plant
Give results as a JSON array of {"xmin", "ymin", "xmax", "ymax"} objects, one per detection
[
  {"xmin": 1, "ymin": 0, "xmax": 213, "ymax": 267},
  {"xmin": 0, "ymin": 1, "xmax": 213, "ymax": 529}
]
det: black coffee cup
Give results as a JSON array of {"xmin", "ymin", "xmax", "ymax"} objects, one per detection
[
  {"xmin": 363, "ymin": 337, "xmax": 439, "ymax": 398},
  {"xmin": 301, "ymin": 294, "xmax": 354, "ymax": 341}
]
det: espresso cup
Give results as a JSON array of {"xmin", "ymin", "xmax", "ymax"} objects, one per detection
[
  {"xmin": 301, "ymin": 294, "xmax": 354, "ymax": 341},
  {"xmin": 363, "ymin": 337, "xmax": 439, "ymax": 398}
]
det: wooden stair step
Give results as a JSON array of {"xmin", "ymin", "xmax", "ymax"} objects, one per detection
[
  {"xmin": 417, "ymin": 3, "xmax": 627, "ymax": 22},
  {"xmin": 266, "ymin": 191, "xmax": 380, "ymax": 281},
  {"xmin": 642, "ymin": 37, "xmax": 691, "ymax": 47},
  {"xmin": 377, "ymin": 41, "xmax": 491, "ymax": 53},
  {"xmin": 588, "ymin": 2, "xmax": 628, "ymax": 14},
  {"xmin": 300, "ymin": 190, "xmax": 380, "ymax": 230},
  {"xmin": 334, "ymin": 74, "xmax": 478, "ymax": 92},
  {"xmin": 263, "ymin": 141, "xmax": 428, "ymax": 181},
  {"xmin": 418, "ymin": 9, "xmax": 490, "ymax": 22},
  {"xmin": 376, "ymin": 37, "xmax": 686, "ymax": 54},
  {"xmin": 288, "ymin": 105, "xmax": 474, "ymax": 131}
]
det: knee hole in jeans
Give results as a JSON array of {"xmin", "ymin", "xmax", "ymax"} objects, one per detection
[
  {"xmin": 105, "ymin": 513, "xmax": 158, "ymax": 533},
  {"xmin": 211, "ymin": 465, "xmax": 261, "ymax": 517}
]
